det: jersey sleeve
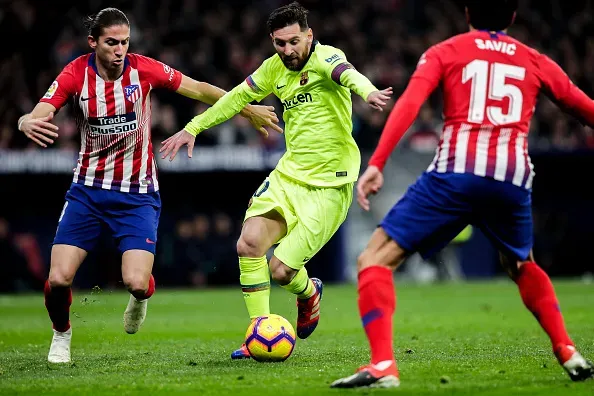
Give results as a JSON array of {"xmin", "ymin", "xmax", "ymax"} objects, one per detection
[
  {"xmin": 537, "ymin": 53, "xmax": 594, "ymax": 127},
  {"xmin": 368, "ymin": 78, "xmax": 436, "ymax": 171},
  {"xmin": 243, "ymin": 58, "xmax": 274, "ymax": 102},
  {"xmin": 317, "ymin": 46, "xmax": 377, "ymax": 100},
  {"xmin": 317, "ymin": 46, "xmax": 349, "ymax": 81},
  {"xmin": 138, "ymin": 55, "xmax": 183, "ymax": 91},
  {"xmin": 368, "ymin": 47, "xmax": 443, "ymax": 171},
  {"xmin": 184, "ymin": 60, "xmax": 274, "ymax": 136},
  {"xmin": 39, "ymin": 61, "xmax": 77, "ymax": 110},
  {"xmin": 409, "ymin": 44, "xmax": 443, "ymax": 88}
]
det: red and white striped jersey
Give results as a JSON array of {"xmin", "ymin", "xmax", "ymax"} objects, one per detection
[
  {"xmin": 40, "ymin": 53, "xmax": 182, "ymax": 193},
  {"xmin": 426, "ymin": 123, "xmax": 533, "ymax": 188},
  {"xmin": 371, "ymin": 30, "xmax": 594, "ymax": 190}
]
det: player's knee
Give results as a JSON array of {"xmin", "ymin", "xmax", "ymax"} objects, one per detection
[
  {"xmin": 269, "ymin": 263, "xmax": 294, "ymax": 285},
  {"xmin": 356, "ymin": 249, "xmax": 402, "ymax": 273},
  {"xmin": 123, "ymin": 273, "xmax": 149, "ymax": 295},
  {"xmin": 48, "ymin": 271, "xmax": 74, "ymax": 288},
  {"xmin": 499, "ymin": 250, "xmax": 532, "ymax": 280},
  {"xmin": 237, "ymin": 235, "xmax": 266, "ymax": 258},
  {"xmin": 356, "ymin": 228, "xmax": 407, "ymax": 273},
  {"xmin": 357, "ymin": 251, "xmax": 381, "ymax": 272},
  {"xmin": 48, "ymin": 245, "xmax": 85, "ymax": 287}
]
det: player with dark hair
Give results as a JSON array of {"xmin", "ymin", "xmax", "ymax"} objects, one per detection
[
  {"xmin": 161, "ymin": 1, "xmax": 392, "ymax": 359},
  {"xmin": 17, "ymin": 7, "xmax": 280, "ymax": 364},
  {"xmin": 331, "ymin": 0, "xmax": 594, "ymax": 388}
]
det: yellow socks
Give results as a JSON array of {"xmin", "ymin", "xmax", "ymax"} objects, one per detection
[
  {"xmin": 239, "ymin": 256, "xmax": 271, "ymax": 319},
  {"xmin": 281, "ymin": 268, "xmax": 315, "ymax": 299}
]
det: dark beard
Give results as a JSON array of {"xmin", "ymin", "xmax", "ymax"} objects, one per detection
[{"xmin": 281, "ymin": 56, "xmax": 305, "ymax": 71}]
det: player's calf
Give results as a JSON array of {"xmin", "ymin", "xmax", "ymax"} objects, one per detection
[
  {"xmin": 45, "ymin": 247, "xmax": 82, "ymax": 364},
  {"xmin": 44, "ymin": 280, "xmax": 73, "ymax": 333}
]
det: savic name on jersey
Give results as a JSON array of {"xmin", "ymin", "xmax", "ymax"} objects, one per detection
[
  {"xmin": 88, "ymin": 113, "xmax": 137, "ymax": 135},
  {"xmin": 474, "ymin": 38, "xmax": 516, "ymax": 55}
]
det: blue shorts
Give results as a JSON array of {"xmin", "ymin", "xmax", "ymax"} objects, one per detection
[
  {"xmin": 53, "ymin": 183, "xmax": 161, "ymax": 254},
  {"xmin": 380, "ymin": 172, "xmax": 532, "ymax": 261}
]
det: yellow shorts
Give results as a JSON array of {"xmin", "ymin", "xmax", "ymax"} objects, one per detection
[{"xmin": 245, "ymin": 169, "xmax": 353, "ymax": 270}]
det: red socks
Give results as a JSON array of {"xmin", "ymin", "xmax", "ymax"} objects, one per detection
[
  {"xmin": 130, "ymin": 274, "xmax": 155, "ymax": 300},
  {"xmin": 356, "ymin": 261, "xmax": 572, "ymax": 368},
  {"xmin": 516, "ymin": 262, "xmax": 573, "ymax": 349},
  {"xmin": 44, "ymin": 275, "xmax": 155, "ymax": 332},
  {"xmin": 358, "ymin": 266, "xmax": 396, "ymax": 364},
  {"xmin": 44, "ymin": 280, "xmax": 72, "ymax": 332}
]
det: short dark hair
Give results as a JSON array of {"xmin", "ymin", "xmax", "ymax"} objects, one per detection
[
  {"xmin": 84, "ymin": 8, "xmax": 130, "ymax": 40},
  {"xmin": 267, "ymin": 1, "xmax": 309, "ymax": 34},
  {"xmin": 466, "ymin": 0, "xmax": 518, "ymax": 31}
]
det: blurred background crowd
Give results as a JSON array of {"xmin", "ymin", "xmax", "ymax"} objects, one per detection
[
  {"xmin": 2, "ymin": 0, "xmax": 594, "ymax": 152},
  {"xmin": 1, "ymin": 0, "xmax": 593, "ymax": 292}
]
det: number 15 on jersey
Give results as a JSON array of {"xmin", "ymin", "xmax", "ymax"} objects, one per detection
[{"xmin": 463, "ymin": 60, "xmax": 526, "ymax": 126}]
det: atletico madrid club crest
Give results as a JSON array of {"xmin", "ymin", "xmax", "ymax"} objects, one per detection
[
  {"xmin": 124, "ymin": 84, "xmax": 140, "ymax": 103},
  {"xmin": 300, "ymin": 71, "xmax": 309, "ymax": 86}
]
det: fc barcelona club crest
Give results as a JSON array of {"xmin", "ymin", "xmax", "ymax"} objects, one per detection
[
  {"xmin": 300, "ymin": 71, "xmax": 309, "ymax": 86},
  {"xmin": 124, "ymin": 84, "xmax": 140, "ymax": 103}
]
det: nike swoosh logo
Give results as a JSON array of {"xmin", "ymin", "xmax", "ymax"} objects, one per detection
[
  {"xmin": 81, "ymin": 96, "xmax": 95, "ymax": 102},
  {"xmin": 146, "ymin": 238, "xmax": 156, "ymax": 244},
  {"xmin": 276, "ymin": 84, "xmax": 286, "ymax": 89}
]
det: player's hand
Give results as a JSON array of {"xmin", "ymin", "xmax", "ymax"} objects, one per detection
[
  {"xmin": 160, "ymin": 129, "xmax": 195, "ymax": 161},
  {"xmin": 19, "ymin": 112, "xmax": 59, "ymax": 148},
  {"xmin": 366, "ymin": 87, "xmax": 393, "ymax": 111},
  {"xmin": 241, "ymin": 104, "xmax": 283, "ymax": 137},
  {"xmin": 356, "ymin": 165, "xmax": 384, "ymax": 211}
]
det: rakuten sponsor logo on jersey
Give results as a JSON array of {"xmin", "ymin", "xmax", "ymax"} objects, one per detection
[
  {"xmin": 88, "ymin": 113, "xmax": 138, "ymax": 135},
  {"xmin": 282, "ymin": 92, "xmax": 313, "ymax": 111}
]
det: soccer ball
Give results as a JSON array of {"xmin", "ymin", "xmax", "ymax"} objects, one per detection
[{"xmin": 245, "ymin": 314, "xmax": 296, "ymax": 362}]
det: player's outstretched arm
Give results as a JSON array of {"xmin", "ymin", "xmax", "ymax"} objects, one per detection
[
  {"xmin": 356, "ymin": 77, "xmax": 435, "ymax": 211},
  {"xmin": 539, "ymin": 55, "xmax": 594, "ymax": 127},
  {"xmin": 175, "ymin": 75, "xmax": 282, "ymax": 136},
  {"xmin": 340, "ymin": 69, "xmax": 393, "ymax": 111},
  {"xmin": 175, "ymin": 74, "xmax": 230, "ymax": 105},
  {"xmin": 340, "ymin": 69, "xmax": 392, "ymax": 111},
  {"xmin": 366, "ymin": 88, "xmax": 394, "ymax": 112},
  {"xmin": 22, "ymin": 59, "xmax": 77, "ymax": 147},
  {"xmin": 368, "ymin": 78, "xmax": 435, "ymax": 172},
  {"xmin": 160, "ymin": 81, "xmax": 280, "ymax": 161},
  {"xmin": 367, "ymin": 46, "xmax": 443, "ymax": 174},
  {"xmin": 18, "ymin": 102, "xmax": 59, "ymax": 148},
  {"xmin": 320, "ymin": 48, "xmax": 392, "ymax": 111}
]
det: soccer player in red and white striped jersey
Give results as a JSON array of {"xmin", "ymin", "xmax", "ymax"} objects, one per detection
[
  {"xmin": 17, "ymin": 8, "xmax": 281, "ymax": 364},
  {"xmin": 331, "ymin": 0, "xmax": 594, "ymax": 388}
]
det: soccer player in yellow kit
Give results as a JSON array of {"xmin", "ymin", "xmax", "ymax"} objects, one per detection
[{"xmin": 160, "ymin": 1, "xmax": 392, "ymax": 359}]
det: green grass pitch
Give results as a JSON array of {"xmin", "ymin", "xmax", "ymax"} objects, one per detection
[{"xmin": 1, "ymin": 280, "xmax": 593, "ymax": 395}]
